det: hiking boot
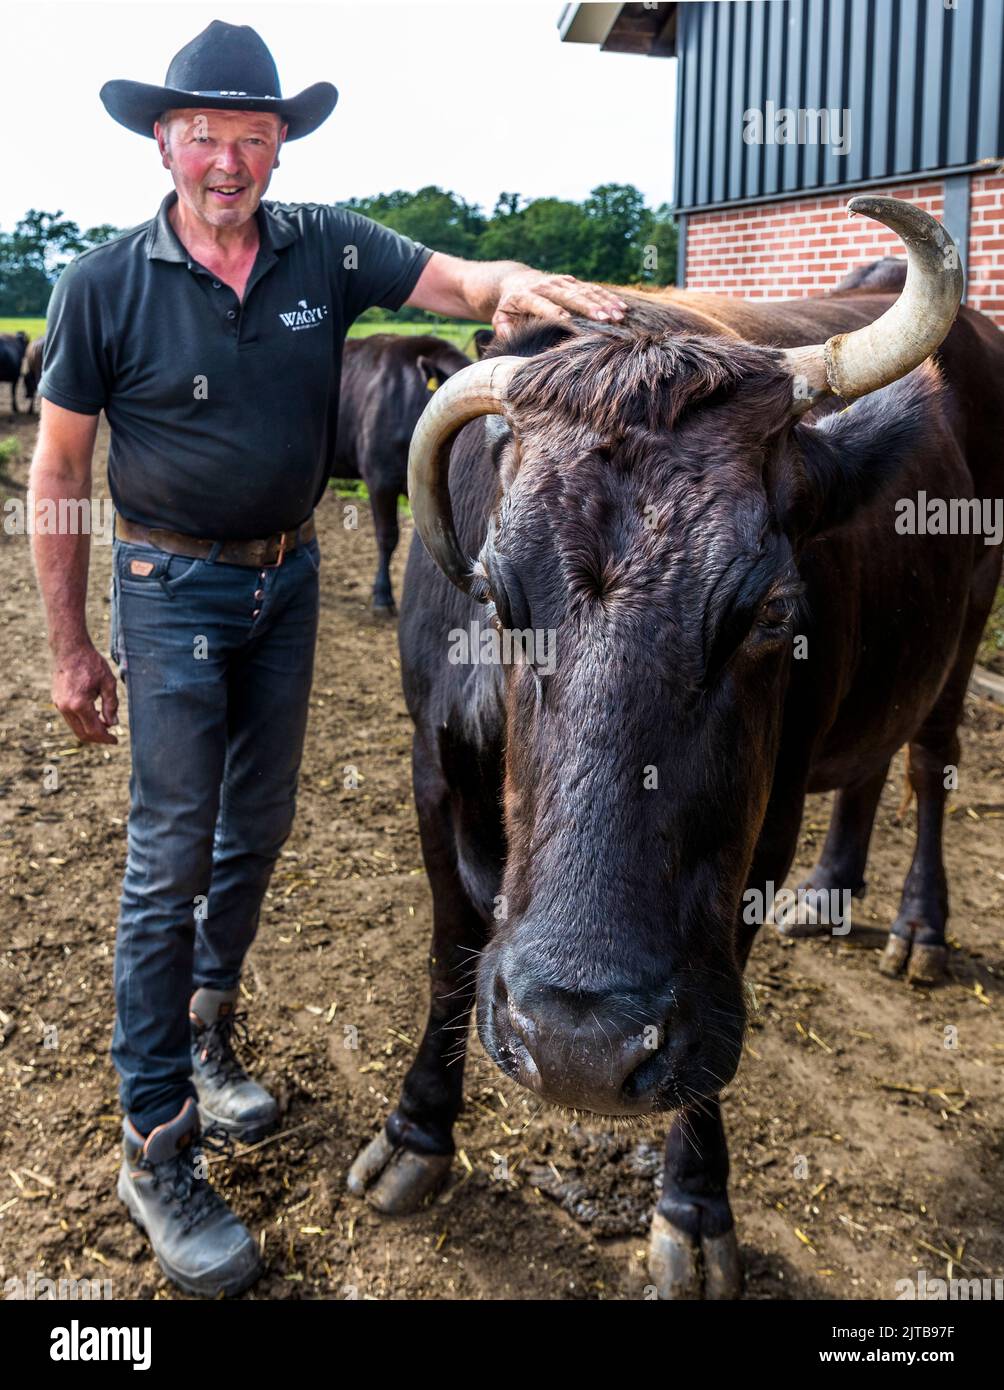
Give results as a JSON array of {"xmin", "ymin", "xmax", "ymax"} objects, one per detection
[
  {"xmin": 190, "ymin": 987, "xmax": 278, "ymax": 1144},
  {"xmin": 117, "ymin": 1097, "xmax": 262, "ymax": 1297}
]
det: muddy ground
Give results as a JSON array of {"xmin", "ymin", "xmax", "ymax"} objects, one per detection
[{"xmin": 1, "ymin": 409, "xmax": 1002, "ymax": 1302}]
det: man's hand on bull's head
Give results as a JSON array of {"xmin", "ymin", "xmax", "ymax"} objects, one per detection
[{"xmin": 491, "ymin": 270, "xmax": 628, "ymax": 339}]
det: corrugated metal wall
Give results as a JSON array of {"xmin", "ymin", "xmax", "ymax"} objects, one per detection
[{"xmin": 674, "ymin": 0, "xmax": 1004, "ymax": 211}]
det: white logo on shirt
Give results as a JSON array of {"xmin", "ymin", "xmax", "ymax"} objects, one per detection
[{"xmin": 279, "ymin": 298, "xmax": 329, "ymax": 331}]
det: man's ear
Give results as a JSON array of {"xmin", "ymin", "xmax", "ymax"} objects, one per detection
[{"xmin": 786, "ymin": 362, "xmax": 948, "ymax": 539}]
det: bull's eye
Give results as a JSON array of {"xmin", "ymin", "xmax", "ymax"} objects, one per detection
[
  {"xmin": 482, "ymin": 550, "xmax": 529, "ymax": 634},
  {"xmin": 758, "ymin": 596, "xmax": 796, "ymax": 628}
]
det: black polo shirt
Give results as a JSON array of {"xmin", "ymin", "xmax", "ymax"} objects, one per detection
[{"xmin": 39, "ymin": 191, "xmax": 434, "ymax": 539}]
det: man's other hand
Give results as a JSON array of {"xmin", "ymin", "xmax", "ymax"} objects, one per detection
[{"xmin": 52, "ymin": 642, "xmax": 119, "ymax": 744}]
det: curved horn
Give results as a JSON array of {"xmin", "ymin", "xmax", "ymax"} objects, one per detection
[
  {"xmin": 407, "ymin": 355, "xmax": 523, "ymax": 596},
  {"xmin": 784, "ymin": 196, "xmax": 963, "ymax": 410}
]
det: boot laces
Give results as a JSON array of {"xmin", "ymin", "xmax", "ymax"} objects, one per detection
[
  {"xmin": 195, "ymin": 1009, "xmax": 254, "ymax": 1085},
  {"xmin": 147, "ymin": 1124, "xmax": 235, "ymax": 1233}
]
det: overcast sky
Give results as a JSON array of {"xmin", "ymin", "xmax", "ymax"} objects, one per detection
[{"xmin": 3, "ymin": 0, "xmax": 677, "ymax": 234}]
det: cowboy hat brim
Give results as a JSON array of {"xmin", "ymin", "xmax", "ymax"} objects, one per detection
[{"xmin": 99, "ymin": 78, "xmax": 338, "ymax": 140}]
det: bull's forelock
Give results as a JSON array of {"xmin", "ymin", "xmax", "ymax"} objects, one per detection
[{"xmin": 500, "ymin": 326, "xmax": 795, "ymax": 443}]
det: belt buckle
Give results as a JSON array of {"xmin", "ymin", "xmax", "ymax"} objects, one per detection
[{"xmin": 263, "ymin": 531, "xmax": 288, "ymax": 569}]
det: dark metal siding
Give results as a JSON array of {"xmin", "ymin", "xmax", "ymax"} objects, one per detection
[{"xmin": 674, "ymin": 0, "xmax": 1004, "ymax": 212}]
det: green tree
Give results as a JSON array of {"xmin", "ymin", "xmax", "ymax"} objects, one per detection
[
  {"xmin": 345, "ymin": 186, "xmax": 485, "ymax": 260},
  {"xmin": 478, "ymin": 197, "xmax": 592, "ymax": 275},
  {"xmin": 636, "ymin": 202, "xmax": 678, "ymax": 287},
  {"xmin": 0, "ymin": 210, "xmax": 120, "ymax": 314},
  {"xmin": 582, "ymin": 183, "xmax": 650, "ymax": 283}
]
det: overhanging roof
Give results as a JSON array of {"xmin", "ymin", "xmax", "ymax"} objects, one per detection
[{"xmin": 558, "ymin": 3, "xmax": 677, "ymax": 57}]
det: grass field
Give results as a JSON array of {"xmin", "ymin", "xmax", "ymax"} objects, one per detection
[
  {"xmin": 0, "ymin": 316, "xmax": 486, "ymax": 350},
  {"xmin": 0, "ymin": 317, "xmax": 46, "ymax": 338}
]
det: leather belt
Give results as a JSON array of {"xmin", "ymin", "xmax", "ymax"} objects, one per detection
[{"xmin": 114, "ymin": 513, "xmax": 315, "ymax": 568}]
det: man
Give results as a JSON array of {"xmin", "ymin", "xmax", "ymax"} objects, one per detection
[{"xmin": 29, "ymin": 20, "xmax": 626, "ymax": 1298}]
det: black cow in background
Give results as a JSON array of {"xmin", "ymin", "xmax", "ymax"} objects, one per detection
[
  {"xmin": 333, "ymin": 333, "xmax": 472, "ymax": 613},
  {"xmin": 21, "ymin": 335, "xmax": 45, "ymax": 412},
  {"xmin": 0, "ymin": 332, "xmax": 28, "ymax": 415}
]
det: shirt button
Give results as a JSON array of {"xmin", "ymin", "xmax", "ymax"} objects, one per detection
[
  {"xmin": 252, "ymin": 609, "xmax": 261, "ymax": 618},
  {"xmin": 253, "ymin": 588, "xmax": 263, "ymax": 599},
  {"xmin": 212, "ymin": 280, "xmax": 221, "ymax": 289},
  {"xmin": 226, "ymin": 309, "xmax": 236, "ymax": 320}
]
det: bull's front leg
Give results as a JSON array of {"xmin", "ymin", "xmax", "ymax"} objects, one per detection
[
  {"xmin": 649, "ymin": 792, "xmax": 807, "ymax": 1299},
  {"xmin": 649, "ymin": 1099, "xmax": 741, "ymax": 1299},
  {"xmin": 347, "ymin": 733, "xmax": 494, "ymax": 1213}
]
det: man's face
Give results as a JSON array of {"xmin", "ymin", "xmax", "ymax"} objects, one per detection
[{"xmin": 155, "ymin": 108, "xmax": 287, "ymax": 229}]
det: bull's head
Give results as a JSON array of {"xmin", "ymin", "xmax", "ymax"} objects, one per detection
[{"xmin": 407, "ymin": 198, "xmax": 962, "ymax": 1116}]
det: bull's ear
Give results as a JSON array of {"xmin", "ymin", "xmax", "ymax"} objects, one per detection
[
  {"xmin": 786, "ymin": 363, "xmax": 946, "ymax": 539},
  {"xmin": 416, "ymin": 355, "xmax": 442, "ymax": 393}
]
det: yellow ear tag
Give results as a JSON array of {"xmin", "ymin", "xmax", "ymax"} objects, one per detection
[{"xmin": 426, "ymin": 376, "xmax": 439, "ymax": 391}]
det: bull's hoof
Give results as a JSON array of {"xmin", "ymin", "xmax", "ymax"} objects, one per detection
[
  {"xmin": 772, "ymin": 875, "xmax": 860, "ymax": 939},
  {"xmin": 647, "ymin": 1210, "xmax": 742, "ymax": 1300},
  {"xmin": 371, "ymin": 601, "xmax": 396, "ymax": 620},
  {"xmin": 879, "ymin": 931, "xmax": 911, "ymax": 977},
  {"xmin": 772, "ymin": 886, "xmax": 833, "ymax": 938},
  {"xmin": 906, "ymin": 942, "xmax": 949, "ymax": 986},
  {"xmin": 346, "ymin": 1128, "xmax": 452, "ymax": 1215}
]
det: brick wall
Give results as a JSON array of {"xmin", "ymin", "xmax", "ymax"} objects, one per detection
[
  {"xmin": 684, "ymin": 174, "xmax": 1004, "ymax": 328},
  {"xmin": 968, "ymin": 173, "xmax": 1004, "ymax": 324}
]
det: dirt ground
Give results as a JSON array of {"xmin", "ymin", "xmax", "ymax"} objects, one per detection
[{"xmin": 1, "ymin": 409, "xmax": 1002, "ymax": 1302}]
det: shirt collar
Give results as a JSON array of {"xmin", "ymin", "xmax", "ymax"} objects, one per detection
[{"xmin": 145, "ymin": 190, "xmax": 299, "ymax": 264}]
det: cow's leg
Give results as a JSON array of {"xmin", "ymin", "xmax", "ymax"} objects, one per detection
[
  {"xmin": 775, "ymin": 762, "xmax": 890, "ymax": 937},
  {"xmin": 648, "ymin": 795, "xmax": 806, "ymax": 1301},
  {"xmin": 881, "ymin": 739, "xmax": 952, "ymax": 983},
  {"xmin": 649, "ymin": 781, "xmax": 816, "ymax": 1300},
  {"xmin": 368, "ymin": 483, "xmax": 400, "ymax": 614},
  {"xmin": 882, "ymin": 546, "xmax": 1001, "ymax": 986},
  {"xmin": 347, "ymin": 733, "xmax": 491, "ymax": 1213},
  {"xmin": 649, "ymin": 1098, "xmax": 741, "ymax": 1299}
]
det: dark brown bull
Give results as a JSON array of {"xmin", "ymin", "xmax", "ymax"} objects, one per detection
[
  {"xmin": 0, "ymin": 331, "xmax": 28, "ymax": 414},
  {"xmin": 21, "ymin": 335, "xmax": 45, "ymax": 411},
  {"xmin": 347, "ymin": 199, "xmax": 1004, "ymax": 1297},
  {"xmin": 333, "ymin": 333, "xmax": 471, "ymax": 612}
]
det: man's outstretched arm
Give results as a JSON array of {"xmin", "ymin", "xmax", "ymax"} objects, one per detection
[{"xmin": 405, "ymin": 251, "xmax": 628, "ymax": 338}]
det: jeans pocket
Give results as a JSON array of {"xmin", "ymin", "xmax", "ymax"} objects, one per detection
[
  {"xmin": 109, "ymin": 568, "xmax": 123, "ymax": 670},
  {"xmin": 116, "ymin": 541, "xmax": 205, "ymax": 595},
  {"xmin": 301, "ymin": 536, "xmax": 322, "ymax": 575}
]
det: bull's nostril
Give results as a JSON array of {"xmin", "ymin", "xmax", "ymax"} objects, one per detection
[{"xmin": 620, "ymin": 1043, "xmax": 669, "ymax": 1103}]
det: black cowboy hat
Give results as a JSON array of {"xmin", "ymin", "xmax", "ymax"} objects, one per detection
[{"xmin": 100, "ymin": 20, "xmax": 338, "ymax": 140}]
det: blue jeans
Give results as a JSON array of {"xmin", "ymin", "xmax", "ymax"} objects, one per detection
[{"xmin": 108, "ymin": 526, "xmax": 320, "ymax": 1134}]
